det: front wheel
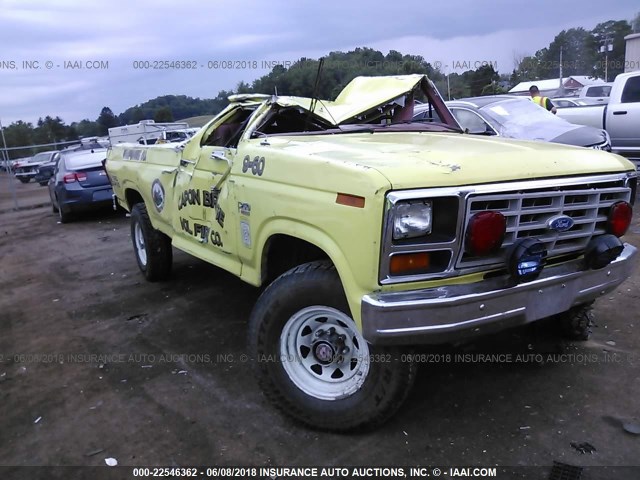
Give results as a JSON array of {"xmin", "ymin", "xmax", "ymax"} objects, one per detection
[
  {"xmin": 18, "ymin": 177, "xmax": 30, "ymax": 184},
  {"xmin": 130, "ymin": 203, "xmax": 172, "ymax": 281},
  {"xmin": 248, "ymin": 261, "xmax": 416, "ymax": 431}
]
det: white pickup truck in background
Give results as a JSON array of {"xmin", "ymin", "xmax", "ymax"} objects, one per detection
[
  {"xmin": 556, "ymin": 71, "xmax": 640, "ymax": 164},
  {"xmin": 578, "ymin": 82, "xmax": 613, "ymax": 103}
]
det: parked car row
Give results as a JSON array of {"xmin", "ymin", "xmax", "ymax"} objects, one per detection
[
  {"xmin": 4, "ymin": 139, "xmax": 113, "ymax": 223},
  {"xmin": 8, "ymin": 131, "xmax": 193, "ymax": 223}
]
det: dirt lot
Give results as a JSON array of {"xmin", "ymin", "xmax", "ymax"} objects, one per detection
[{"xmin": 1, "ymin": 172, "xmax": 639, "ymax": 479}]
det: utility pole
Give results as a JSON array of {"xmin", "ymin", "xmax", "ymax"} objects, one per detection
[
  {"xmin": 559, "ymin": 46, "xmax": 563, "ymax": 95},
  {"xmin": 598, "ymin": 36, "xmax": 613, "ymax": 82},
  {"xmin": 0, "ymin": 117, "xmax": 19, "ymax": 210}
]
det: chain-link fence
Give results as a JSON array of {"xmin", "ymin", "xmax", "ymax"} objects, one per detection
[{"xmin": 0, "ymin": 120, "xmax": 80, "ymax": 212}]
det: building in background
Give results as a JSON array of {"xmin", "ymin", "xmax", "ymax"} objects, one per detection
[
  {"xmin": 509, "ymin": 76, "xmax": 606, "ymax": 97},
  {"xmin": 624, "ymin": 33, "xmax": 640, "ymax": 72}
]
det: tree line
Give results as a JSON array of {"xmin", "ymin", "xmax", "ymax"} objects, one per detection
[
  {"xmin": 2, "ymin": 13, "xmax": 637, "ymax": 159},
  {"xmin": 510, "ymin": 19, "xmax": 633, "ymax": 84}
]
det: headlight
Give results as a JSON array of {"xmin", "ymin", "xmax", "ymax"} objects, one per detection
[
  {"xmin": 591, "ymin": 130, "xmax": 611, "ymax": 151},
  {"xmin": 393, "ymin": 201, "xmax": 432, "ymax": 239}
]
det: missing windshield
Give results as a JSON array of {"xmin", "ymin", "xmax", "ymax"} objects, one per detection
[{"xmin": 254, "ymin": 106, "xmax": 334, "ymax": 136}]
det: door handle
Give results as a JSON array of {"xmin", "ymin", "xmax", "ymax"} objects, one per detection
[
  {"xmin": 211, "ymin": 151, "xmax": 226, "ymax": 161},
  {"xmin": 162, "ymin": 168, "xmax": 177, "ymax": 174},
  {"xmin": 180, "ymin": 158, "xmax": 196, "ymax": 166},
  {"xmin": 612, "ymin": 111, "xmax": 627, "ymax": 115}
]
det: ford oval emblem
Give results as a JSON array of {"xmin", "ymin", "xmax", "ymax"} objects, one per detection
[{"xmin": 547, "ymin": 214, "xmax": 574, "ymax": 232}]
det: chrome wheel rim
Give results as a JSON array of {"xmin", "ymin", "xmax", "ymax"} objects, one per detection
[
  {"xmin": 134, "ymin": 223, "xmax": 147, "ymax": 266},
  {"xmin": 280, "ymin": 306, "xmax": 370, "ymax": 401}
]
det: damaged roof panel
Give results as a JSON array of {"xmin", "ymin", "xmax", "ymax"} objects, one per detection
[{"xmin": 229, "ymin": 74, "xmax": 431, "ymax": 126}]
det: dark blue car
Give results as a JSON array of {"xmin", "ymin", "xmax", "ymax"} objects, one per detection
[
  {"xmin": 35, "ymin": 142, "xmax": 105, "ymax": 186},
  {"xmin": 48, "ymin": 149, "xmax": 113, "ymax": 223}
]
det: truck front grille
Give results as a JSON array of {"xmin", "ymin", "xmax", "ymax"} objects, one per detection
[{"xmin": 458, "ymin": 180, "xmax": 632, "ymax": 268}]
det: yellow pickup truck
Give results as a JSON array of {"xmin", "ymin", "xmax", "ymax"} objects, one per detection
[{"xmin": 106, "ymin": 74, "xmax": 637, "ymax": 431}]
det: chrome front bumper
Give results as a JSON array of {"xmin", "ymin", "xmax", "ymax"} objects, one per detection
[{"xmin": 362, "ymin": 243, "xmax": 637, "ymax": 345}]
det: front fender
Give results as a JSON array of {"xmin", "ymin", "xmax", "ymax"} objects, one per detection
[{"xmin": 244, "ymin": 218, "xmax": 377, "ymax": 330}]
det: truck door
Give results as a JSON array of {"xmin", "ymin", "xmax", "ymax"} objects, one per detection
[
  {"xmin": 607, "ymin": 75, "xmax": 640, "ymax": 151},
  {"xmin": 171, "ymin": 106, "xmax": 257, "ymax": 275},
  {"xmin": 171, "ymin": 148, "xmax": 202, "ymax": 247}
]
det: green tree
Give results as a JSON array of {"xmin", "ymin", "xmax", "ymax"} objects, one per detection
[
  {"xmin": 236, "ymin": 81, "xmax": 252, "ymax": 94},
  {"xmin": 250, "ymin": 47, "xmax": 442, "ymax": 100},
  {"xmin": 514, "ymin": 53, "xmax": 543, "ymax": 82},
  {"xmin": 34, "ymin": 116, "xmax": 76, "ymax": 146},
  {"xmin": 589, "ymin": 20, "xmax": 632, "ymax": 80},
  {"xmin": 540, "ymin": 28, "xmax": 596, "ymax": 78},
  {"xmin": 118, "ymin": 95, "xmax": 227, "ymax": 124},
  {"xmin": 154, "ymin": 106, "xmax": 174, "ymax": 122},
  {"xmin": 469, "ymin": 65, "xmax": 499, "ymax": 96},
  {"xmin": 72, "ymin": 119, "xmax": 101, "ymax": 138},
  {"xmin": 1, "ymin": 121, "xmax": 35, "ymax": 159},
  {"xmin": 131, "ymin": 107, "xmax": 145, "ymax": 123},
  {"xmin": 97, "ymin": 107, "xmax": 118, "ymax": 135},
  {"xmin": 434, "ymin": 72, "xmax": 470, "ymax": 100}
]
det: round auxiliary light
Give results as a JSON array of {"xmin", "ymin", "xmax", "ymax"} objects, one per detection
[
  {"xmin": 465, "ymin": 211, "xmax": 506, "ymax": 256},
  {"xmin": 607, "ymin": 201, "xmax": 633, "ymax": 237},
  {"xmin": 508, "ymin": 238, "xmax": 547, "ymax": 283},
  {"xmin": 585, "ymin": 234, "xmax": 624, "ymax": 270}
]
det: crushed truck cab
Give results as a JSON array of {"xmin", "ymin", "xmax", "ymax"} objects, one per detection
[{"xmin": 106, "ymin": 74, "xmax": 637, "ymax": 431}]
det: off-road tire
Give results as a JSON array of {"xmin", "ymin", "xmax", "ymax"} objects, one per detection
[
  {"xmin": 130, "ymin": 203, "xmax": 172, "ymax": 281},
  {"xmin": 248, "ymin": 260, "xmax": 417, "ymax": 431},
  {"xmin": 558, "ymin": 303, "xmax": 594, "ymax": 341}
]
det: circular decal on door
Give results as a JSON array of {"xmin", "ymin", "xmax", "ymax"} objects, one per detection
[{"xmin": 151, "ymin": 179, "xmax": 165, "ymax": 212}]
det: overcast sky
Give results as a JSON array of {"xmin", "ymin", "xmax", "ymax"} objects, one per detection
[{"xmin": 0, "ymin": 0, "xmax": 638, "ymax": 125}]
